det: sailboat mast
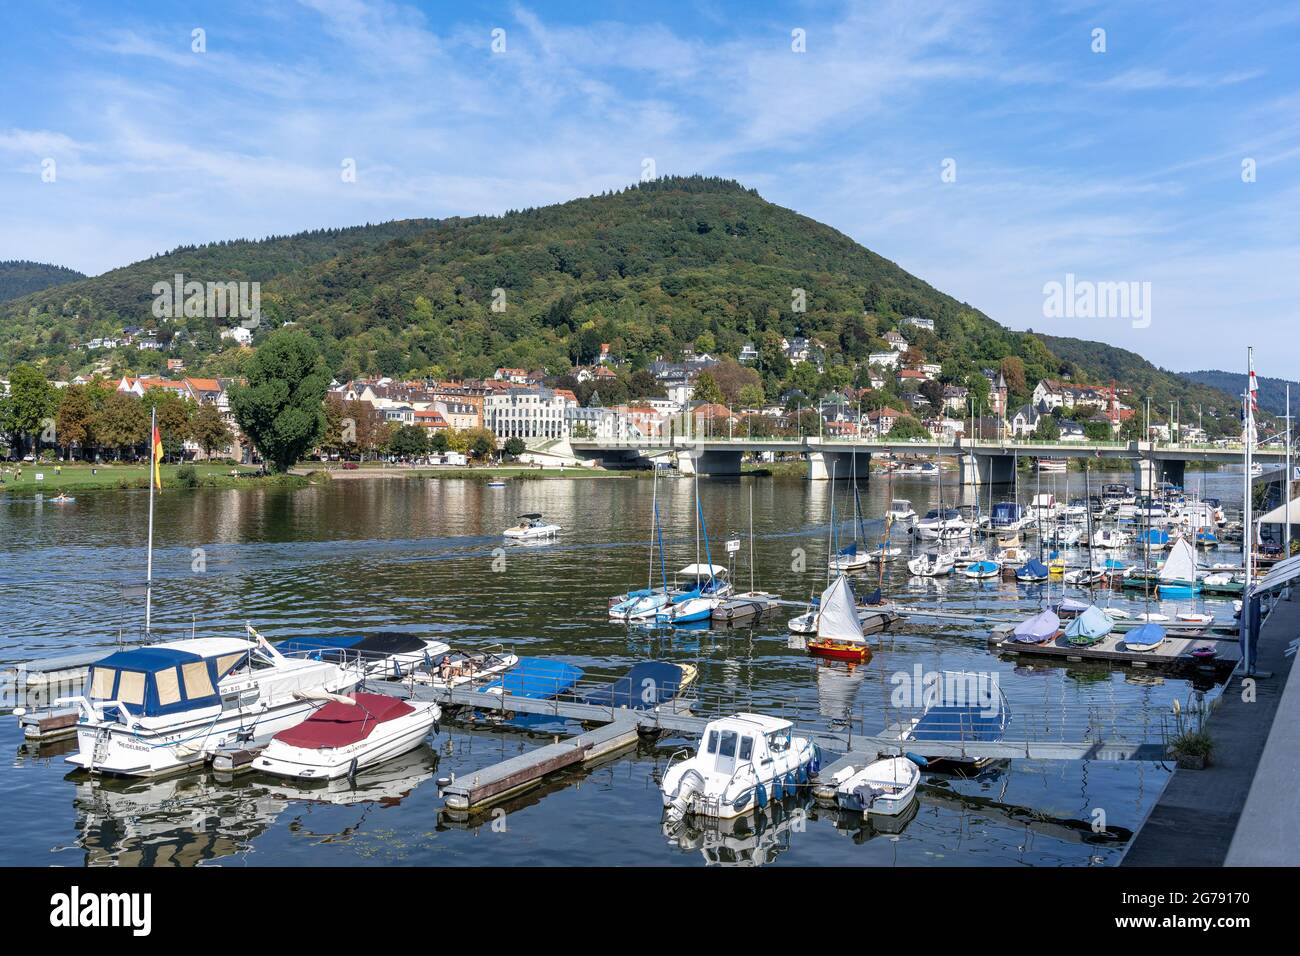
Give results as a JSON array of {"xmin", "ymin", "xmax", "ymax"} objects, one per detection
[
  {"xmin": 749, "ymin": 483, "xmax": 756, "ymax": 595},
  {"xmin": 694, "ymin": 469, "xmax": 701, "ymax": 588},
  {"xmin": 647, "ymin": 468, "xmax": 658, "ymax": 591},
  {"xmin": 1243, "ymin": 348, "xmax": 1254, "ymax": 599},
  {"xmin": 827, "ymin": 461, "xmax": 837, "ymax": 584},
  {"xmin": 145, "ymin": 405, "xmax": 157, "ymax": 638}
]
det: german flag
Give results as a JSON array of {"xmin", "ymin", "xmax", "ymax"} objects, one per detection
[{"xmin": 152, "ymin": 422, "xmax": 164, "ymax": 490}]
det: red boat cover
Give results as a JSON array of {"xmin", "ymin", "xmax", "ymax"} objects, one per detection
[{"xmin": 273, "ymin": 693, "xmax": 415, "ymax": 749}]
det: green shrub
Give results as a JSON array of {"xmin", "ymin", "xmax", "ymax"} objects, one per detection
[{"xmin": 176, "ymin": 463, "xmax": 199, "ymax": 488}]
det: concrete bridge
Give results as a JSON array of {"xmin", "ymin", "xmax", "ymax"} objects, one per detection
[{"xmin": 570, "ymin": 436, "xmax": 1284, "ymax": 493}]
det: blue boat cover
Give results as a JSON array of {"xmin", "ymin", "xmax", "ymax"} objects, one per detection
[
  {"xmin": 1140, "ymin": 529, "xmax": 1169, "ymax": 544},
  {"xmin": 1012, "ymin": 609, "xmax": 1060, "ymax": 643},
  {"xmin": 478, "ymin": 657, "xmax": 582, "ymax": 700},
  {"xmin": 1100, "ymin": 558, "xmax": 1128, "ymax": 571},
  {"xmin": 583, "ymin": 662, "xmax": 687, "ymax": 709},
  {"xmin": 1019, "ymin": 558, "xmax": 1049, "ymax": 578},
  {"xmin": 1125, "ymin": 622, "xmax": 1167, "ymax": 649},
  {"xmin": 89, "ymin": 645, "xmax": 246, "ymax": 717},
  {"xmin": 838, "ymin": 542, "xmax": 858, "ymax": 557},
  {"xmin": 991, "ymin": 502, "xmax": 1023, "ymax": 525},
  {"xmin": 968, "ymin": 560, "xmax": 999, "ymax": 574}
]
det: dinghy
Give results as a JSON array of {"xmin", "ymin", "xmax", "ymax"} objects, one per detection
[
  {"xmin": 1011, "ymin": 609, "xmax": 1061, "ymax": 644},
  {"xmin": 1064, "ymin": 605, "xmax": 1114, "ymax": 646},
  {"xmin": 503, "ymin": 513, "xmax": 561, "ymax": 539},
  {"xmin": 1124, "ymin": 622, "xmax": 1166, "ymax": 652},
  {"xmin": 832, "ymin": 756, "xmax": 920, "ymax": 816},
  {"xmin": 1015, "ymin": 558, "xmax": 1050, "ymax": 583},
  {"xmin": 254, "ymin": 691, "xmax": 440, "ymax": 781},
  {"xmin": 962, "ymin": 558, "xmax": 1000, "ymax": 579},
  {"xmin": 1176, "ymin": 612, "xmax": 1214, "ymax": 627},
  {"xmin": 807, "ymin": 575, "xmax": 870, "ymax": 663},
  {"xmin": 661, "ymin": 713, "xmax": 818, "ymax": 819}
]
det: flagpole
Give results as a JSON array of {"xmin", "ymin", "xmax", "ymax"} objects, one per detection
[
  {"xmin": 1286, "ymin": 384, "xmax": 1292, "ymax": 560},
  {"xmin": 145, "ymin": 405, "xmax": 156, "ymax": 638},
  {"xmin": 1243, "ymin": 348, "xmax": 1254, "ymax": 673}
]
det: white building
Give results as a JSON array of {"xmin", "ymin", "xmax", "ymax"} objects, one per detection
[
  {"xmin": 484, "ymin": 387, "xmax": 569, "ymax": 441},
  {"xmin": 867, "ymin": 351, "xmax": 901, "ymax": 370},
  {"xmin": 221, "ymin": 326, "xmax": 253, "ymax": 346},
  {"xmin": 904, "ymin": 316, "xmax": 935, "ymax": 332}
]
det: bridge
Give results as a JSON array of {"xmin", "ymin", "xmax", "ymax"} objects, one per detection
[{"xmin": 569, "ymin": 436, "xmax": 1284, "ymax": 491}]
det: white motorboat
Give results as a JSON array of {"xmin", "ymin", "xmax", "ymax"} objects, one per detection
[
  {"xmin": 275, "ymin": 632, "xmax": 452, "ymax": 680},
  {"xmin": 503, "ymin": 513, "xmax": 561, "ymax": 539},
  {"xmin": 661, "ymin": 713, "xmax": 818, "ymax": 819},
  {"xmin": 908, "ymin": 551, "xmax": 955, "ymax": 577},
  {"xmin": 887, "ymin": 499, "xmax": 916, "ymax": 522},
  {"xmin": 949, "ymin": 544, "xmax": 988, "ymax": 567},
  {"xmin": 913, "ymin": 508, "xmax": 971, "ymax": 540},
  {"xmin": 1090, "ymin": 527, "xmax": 1129, "ymax": 550},
  {"xmin": 254, "ymin": 691, "xmax": 440, "ymax": 781},
  {"xmin": 410, "ymin": 646, "xmax": 519, "ymax": 688},
  {"xmin": 831, "ymin": 756, "xmax": 920, "ymax": 816},
  {"xmin": 58, "ymin": 629, "xmax": 361, "ymax": 778}
]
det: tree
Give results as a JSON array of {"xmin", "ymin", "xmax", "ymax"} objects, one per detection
[
  {"xmin": 709, "ymin": 357, "xmax": 762, "ymax": 405},
  {"xmin": 429, "ymin": 430, "xmax": 450, "ymax": 453},
  {"xmin": 738, "ymin": 383, "xmax": 765, "ymax": 409},
  {"xmin": 1, "ymin": 364, "xmax": 55, "ymax": 455},
  {"xmin": 191, "ymin": 404, "xmax": 234, "ymax": 458},
  {"xmin": 142, "ymin": 390, "xmax": 195, "ymax": 460},
  {"xmin": 467, "ymin": 428, "xmax": 497, "ymax": 459},
  {"xmin": 888, "ymin": 415, "xmax": 931, "ymax": 441},
  {"xmin": 388, "ymin": 424, "xmax": 428, "ymax": 459},
  {"xmin": 692, "ymin": 372, "xmax": 724, "ymax": 405},
  {"xmin": 228, "ymin": 330, "xmax": 330, "ymax": 472},
  {"xmin": 504, "ymin": 436, "xmax": 526, "ymax": 459},
  {"xmin": 1033, "ymin": 415, "xmax": 1061, "ymax": 441},
  {"xmin": 95, "ymin": 391, "xmax": 149, "ymax": 459},
  {"xmin": 999, "ymin": 356, "xmax": 1026, "ymax": 396},
  {"xmin": 55, "ymin": 384, "xmax": 97, "ymax": 459}
]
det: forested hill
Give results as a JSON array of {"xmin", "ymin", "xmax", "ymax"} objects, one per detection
[
  {"xmin": 0, "ymin": 176, "xmax": 1244, "ymax": 433},
  {"xmin": 1179, "ymin": 369, "xmax": 1300, "ymax": 418},
  {"xmin": 0, "ymin": 260, "xmax": 85, "ymax": 303}
]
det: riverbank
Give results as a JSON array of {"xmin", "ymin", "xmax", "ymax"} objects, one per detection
[
  {"xmin": 304, "ymin": 463, "xmax": 647, "ymax": 480},
  {"xmin": 0, "ymin": 462, "xmax": 314, "ymax": 495}
]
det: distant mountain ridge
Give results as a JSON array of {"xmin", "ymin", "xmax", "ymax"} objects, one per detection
[
  {"xmin": 0, "ymin": 260, "xmax": 85, "ymax": 303},
  {"xmin": 1179, "ymin": 369, "xmax": 1300, "ymax": 418}
]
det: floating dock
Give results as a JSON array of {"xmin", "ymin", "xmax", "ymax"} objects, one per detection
[{"xmin": 987, "ymin": 622, "xmax": 1241, "ymax": 669}]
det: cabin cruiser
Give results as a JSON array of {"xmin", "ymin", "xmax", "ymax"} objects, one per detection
[
  {"xmin": 58, "ymin": 630, "xmax": 361, "ymax": 778},
  {"xmin": 661, "ymin": 714, "xmax": 819, "ymax": 819},
  {"xmin": 1090, "ymin": 527, "xmax": 1129, "ymax": 550},
  {"xmin": 254, "ymin": 691, "xmax": 440, "ymax": 781},
  {"xmin": 503, "ymin": 513, "xmax": 561, "ymax": 539},
  {"xmin": 908, "ymin": 550, "xmax": 955, "ymax": 577},
  {"xmin": 1027, "ymin": 493, "xmax": 1059, "ymax": 522},
  {"xmin": 989, "ymin": 501, "xmax": 1032, "ymax": 532},
  {"xmin": 887, "ymin": 499, "xmax": 916, "ymax": 522},
  {"xmin": 913, "ymin": 508, "xmax": 971, "ymax": 540}
]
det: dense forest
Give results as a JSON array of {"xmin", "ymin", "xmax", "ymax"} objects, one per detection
[
  {"xmin": 0, "ymin": 260, "xmax": 85, "ymax": 304},
  {"xmin": 1178, "ymin": 369, "xmax": 1300, "ymax": 418},
  {"xmin": 0, "ymin": 176, "xmax": 1246, "ymax": 432}
]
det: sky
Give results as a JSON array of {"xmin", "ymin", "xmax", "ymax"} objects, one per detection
[{"xmin": 2, "ymin": 0, "xmax": 1298, "ymax": 377}]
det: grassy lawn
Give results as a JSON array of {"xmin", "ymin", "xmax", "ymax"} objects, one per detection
[{"xmin": 0, "ymin": 461, "xmax": 281, "ymax": 495}]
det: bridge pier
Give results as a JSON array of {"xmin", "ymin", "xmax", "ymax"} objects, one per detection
[
  {"xmin": 1133, "ymin": 457, "xmax": 1186, "ymax": 495},
  {"xmin": 677, "ymin": 447, "xmax": 743, "ymax": 477},
  {"xmin": 958, "ymin": 451, "xmax": 1016, "ymax": 488},
  {"xmin": 806, "ymin": 449, "xmax": 872, "ymax": 481}
]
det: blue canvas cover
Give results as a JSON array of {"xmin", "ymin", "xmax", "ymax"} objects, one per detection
[
  {"xmin": 911, "ymin": 705, "xmax": 1007, "ymax": 743},
  {"xmin": 582, "ymin": 662, "xmax": 687, "ymax": 709},
  {"xmin": 88, "ymin": 645, "xmax": 245, "ymax": 717},
  {"xmin": 991, "ymin": 502, "xmax": 1022, "ymax": 527},
  {"xmin": 1018, "ymin": 558, "xmax": 1049, "ymax": 579},
  {"xmin": 276, "ymin": 635, "xmax": 364, "ymax": 656},
  {"xmin": 1140, "ymin": 529, "xmax": 1169, "ymax": 546},
  {"xmin": 1012, "ymin": 609, "xmax": 1060, "ymax": 643},
  {"xmin": 477, "ymin": 657, "xmax": 582, "ymax": 700},
  {"xmin": 1125, "ymin": 622, "xmax": 1166, "ymax": 650}
]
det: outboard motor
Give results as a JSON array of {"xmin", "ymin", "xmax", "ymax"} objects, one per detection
[{"xmin": 665, "ymin": 768, "xmax": 704, "ymax": 821}]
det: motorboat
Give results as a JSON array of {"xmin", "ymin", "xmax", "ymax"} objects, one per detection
[
  {"xmin": 887, "ymin": 499, "xmax": 916, "ymax": 522},
  {"xmin": 1048, "ymin": 523, "xmax": 1083, "ymax": 547},
  {"xmin": 908, "ymin": 551, "xmax": 955, "ymax": 577},
  {"xmin": 949, "ymin": 544, "xmax": 988, "ymax": 567},
  {"xmin": 831, "ymin": 756, "xmax": 920, "ymax": 816},
  {"xmin": 503, "ymin": 513, "xmax": 561, "ymax": 539},
  {"xmin": 1064, "ymin": 606, "xmax": 1114, "ymax": 646},
  {"xmin": 807, "ymin": 575, "xmax": 870, "ymax": 663},
  {"xmin": 1010, "ymin": 609, "xmax": 1061, "ymax": 644},
  {"xmin": 713, "ymin": 591, "xmax": 780, "ymax": 623},
  {"xmin": 913, "ymin": 508, "xmax": 971, "ymax": 540},
  {"xmin": 253, "ymin": 691, "xmax": 440, "ymax": 781},
  {"xmin": 275, "ymin": 632, "xmax": 451, "ymax": 680},
  {"xmin": 58, "ymin": 629, "xmax": 361, "ymax": 778},
  {"xmin": 963, "ymin": 559, "xmax": 1000, "ymax": 579},
  {"xmin": 661, "ymin": 713, "xmax": 819, "ymax": 819},
  {"xmin": 989, "ymin": 501, "xmax": 1032, "ymax": 532},
  {"xmin": 1194, "ymin": 528, "xmax": 1219, "ymax": 549},
  {"xmin": 1091, "ymin": 528, "xmax": 1129, "ymax": 550},
  {"xmin": 1124, "ymin": 622, "xmax": 1166, "ymax": 652},
  {"xmin": 998, "ymin": 546, "xmax": 1031, "ymax": 565},
  {"xmin": 1137, "ymin": 528, "xmax": 1170, "ymax": 551},
  {"xmin": 1063, "ymin": 567, "xmax": 1105, "ymax": 586},
  {"xmin": 410, "ymin": 645, "xmax": 519, "ymax": 689}
]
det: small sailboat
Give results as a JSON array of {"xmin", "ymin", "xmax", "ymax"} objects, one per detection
[
  {"xmin": 832, "ymin": 756, "xmax": 920, "ymax": 816},
  {"xmin": 1124, "ymin": 621, "xmax": 1166, "ymax": 652},
  {"xmin": 807, "ymin": 575, "xmax": 871, "ymax": 663},
  {"xmin": 1010, "ymin": 609, "xmax": 1061, "ymax": 645},
  {"xmin": 253, "ymin": 691, "xmax": 440, "ymax": 781},
  {"xmin": 1064, "ymin": 605, "xmax": 1114, "ymax": 646},
  {"xmin": 714, "ymin": 487, "xmax": 780, "ymax": 623},
  {"xmin": 1157, "ymin": 537, "xmax": 1201, "ymax": 594},
  {"xmin": 661, "ymin": 714, "xmax": 819, "ymax": 819},
  {"xmin": 658, "ymin": 472, "xmax": 731, "ymax": 624},
  {"xmin": 963, "ymin": 559, "xmax": 1001, "ymax": 579},
  {"xmin": 503, "ymin": 513, "xmax": 561, "ymax": 539},
  {"xmin": 1015, "ymin": 558, "xmax": 1050, "ymax": 583}
]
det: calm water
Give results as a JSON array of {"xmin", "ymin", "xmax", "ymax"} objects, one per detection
[{"xmin": 0, "ymin": 466, "xmax": 1245, "ymax": 867}]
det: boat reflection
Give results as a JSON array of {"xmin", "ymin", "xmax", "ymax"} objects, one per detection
[
  {"xmin": 815, "ymin": 660, "xmax": 866, "ymax": 729},
  {"xmin": 662, "ymin": 794, "xmax": 812, "ymax": 866}
]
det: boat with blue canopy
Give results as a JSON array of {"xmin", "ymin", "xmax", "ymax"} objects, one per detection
[
  {"xmin": 900, "ymin": 675, "xmax": 1010, "ymax": 774},
  {"xmin": 963, "ymin": 559, "xmax": 1000, "ymax": 579},
  {"xmin": 1124, "ymin": 621, "xmax": 1166, "ymax": 652},
  {"xmin": 1015, "ymin": 558, "xmax": 1050, "ymax": 583},
  {"xmin": 477, "ymin": 657, "xmax": 582, "ymax": 701}
]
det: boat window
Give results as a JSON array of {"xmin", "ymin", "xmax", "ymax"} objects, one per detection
[
  {"xmin": 718, "ymin": 731, "xmax": 737, "ymax": 758},
  {"xmin": 768, "ymin": 731, "xmax": 790, "ymax": 752},
  {"xmin": 739, "ymin": 736, "xmax": 753, "ymax": 761},
  {"xmin": 117, "ymin": 670, "xmax": 146, "ymax": 706},
  {"xmin": 155, "ymin": 666, "xmax": 182, "ymax": 706},
  {"xmin": 181, "ymin": 660, "xmax": 215, "ymax": 699},
  {"xmin": 248, "ymin": 650, "xmax": 276, "ymax": 670},
  {"xmin": 89, "ymin": 666, "xmax": 116, "ymax": 700},
  {"xmin": 706, "ymin": 730, "xmax": 719, "ymax": 754},
  {"xmin": 215, "ymin": 652, "xmax": 246, "ymax": 677}
]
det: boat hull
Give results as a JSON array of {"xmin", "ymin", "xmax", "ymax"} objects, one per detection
[
  {"xmin": 253, "ymin": 703, "xmax": 440, "ymax": 781},
  {"xmin": 807, "ymin": 639, "xmax": 871, "ymax": 663}
]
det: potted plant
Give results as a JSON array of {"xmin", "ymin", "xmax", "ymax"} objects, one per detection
[{"xmin": 1168, "ymin": 698, "xmax": 1214, "ymax": 769}]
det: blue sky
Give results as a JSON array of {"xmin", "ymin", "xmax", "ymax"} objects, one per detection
[{"xmin": 3, "ymin": 0, "xmax": 1298, "ymax": 376}]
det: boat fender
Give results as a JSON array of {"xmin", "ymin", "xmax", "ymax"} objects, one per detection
[
  {"xmin": 772, "ymin": 775, "xmax": 783, "ymax": 801},
  {"xmin": 347, "ymin": 757, "xmax": 359, "ymax": 785},
  {"xmin": 755, "ymin": 780, "xmax": 768, "ymax": 810},
  {"xmin": 732, "ymin": 790, "xmax": 752, "ymax": 813},
  {"xmin": 433, "ymin": 718, "xmax": 441, "ymax": 736},
  {"xmin": 904, "ymin": 752, "xmax": 928, "ymax": 768}
]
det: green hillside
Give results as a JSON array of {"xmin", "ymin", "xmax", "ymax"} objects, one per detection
[
  {"xmin": 0, "ymin": 176, "xmax": 1245, "ymax": 433},
  {"xmin": 1179, "ymin": 369, "xmax": 1299, "ymax": 418},
  {"xmin": 0, "ymin": 260, "xmax": 85, "ymax": 303}
]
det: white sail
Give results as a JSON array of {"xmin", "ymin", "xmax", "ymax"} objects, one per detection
[
  {"xmin": 816, "ymin": 575, "xmax": 865, "ymax": 643},
  {"xmin": 1159, "ymin": 537, "xmax": 1198, "ymax": 583}
]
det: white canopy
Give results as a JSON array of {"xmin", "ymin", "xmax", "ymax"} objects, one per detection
[
  {"xmin": 1159, "ymin": 537, "xmax": 1199, "ymax": 583},
  {"xmin": 677, "ymin": 563, "xmax": 728, "ymax": 578},
  {"xmin": 817, "ymin": 575, "xmax": 864, "ymax": 643},
  {"xmin": 1254, "ymin": 553, "xmax": 1300, "ymax": 593},
  {"xmin": 1254, "ymin": 495, "xmax": 1300, "ymax": 526}
]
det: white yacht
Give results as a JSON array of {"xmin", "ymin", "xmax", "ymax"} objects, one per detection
[
  {"xmin": 58, "ymin": 630, "xmax": 361, "ymax": 778},
  {"xmin": 887, "ymin": 499, "xmax": 916, "ymax": 522},
  {"xmin": 913, "ymin": 508, "xmax": 971, "ymax": 541},
  {"xmin": 503, "ymin": 513, "xmax": 561, "ymax": 539}
]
